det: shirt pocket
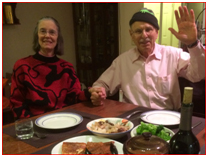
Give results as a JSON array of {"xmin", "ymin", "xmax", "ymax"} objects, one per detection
[{"xmin": 157, "ymin": 75, "xmax": 171, "ymax": 96}]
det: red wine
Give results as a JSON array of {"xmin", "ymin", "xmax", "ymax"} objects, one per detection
[{"xmin": 169, "ymin": 87, "xmax": 200, "ymax": 154}]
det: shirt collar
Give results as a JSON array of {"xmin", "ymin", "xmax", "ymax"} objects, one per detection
[
  {"xmin": 130, "ymin": 47, "xmax": 140, "ymax": 63},
  {"xmin": 153, "ymin": 43, "xmax": 162, "ymax": 59},
  {"xmin": 131, "ymin": 43, "xmax": 162, "ymax": 63}
]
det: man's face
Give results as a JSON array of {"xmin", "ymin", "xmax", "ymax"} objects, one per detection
[{"xmin": 129, "ymin": 21, "xmax": 158, "ymax": 56}]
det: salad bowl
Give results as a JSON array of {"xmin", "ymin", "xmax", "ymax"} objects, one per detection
[{"xmin": 86, "ymin": 117, "xmax": 134, "ymax": 139}]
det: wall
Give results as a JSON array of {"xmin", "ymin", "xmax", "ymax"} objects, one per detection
[
  {"xmin": 187, "ymin": 3, "xmax": 204, "ymax": 22},
  {"xmin": 3, "ymin": 2, "xmax": 143, "ymax": 77},
  {"xmin": 118, "ymin": 2, "xmax": 205, "ymax": 53},
  {"xmin": 3, "ymin": 3, "xmax": 75, "ymax": 77},
  {"xmin": 3, "ymin": 2, "xmax": 205, "ymax": 77},
  {"xmin": 186, "ymin": 3, "xmax": 205, "ymax": 45},
  {"xmin": 118, "ymin": 3, "xmax": 143, "ymax": 54}
]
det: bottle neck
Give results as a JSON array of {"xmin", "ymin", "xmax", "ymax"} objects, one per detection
[{"xmin": 179, "ymin": 103, "xmax": 193, "ymax": 131}]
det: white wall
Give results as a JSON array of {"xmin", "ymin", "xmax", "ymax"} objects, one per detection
[
  {"xmin": 118, "ymin": 3, "xmax": 143, "ymax": 54},
  {"xmin": 3, "ymin": 2, "xmax": 205, "ymax": 77},
  {"xmin": 3, "ymin": 3, "xmax": 75, "ymax": 77},
  {"xmin": 4, "ymin": 2, "xmax": 143, "ymax": 77}
]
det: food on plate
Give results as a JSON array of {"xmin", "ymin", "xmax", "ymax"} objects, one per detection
[
  {"xmin": 90, "ymin": 119, "xmax": 130, "ymax": 133},
  {"xmin": 62, "ymin": 142, "xmax": 86, "ymax": 154},
  {"xmin": 86, "ymin": 141, "xmax": 114, "ymax": 154},
  {"xmin": 136, "ymin": 122, "xmax": 171, "ymax": 141},
  {"xmin": 62, "ymin": 141, "xmax": 117, "ymax": 154}
]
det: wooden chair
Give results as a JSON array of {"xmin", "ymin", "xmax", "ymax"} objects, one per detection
[
  {"xmin": 3, "ymin": 96, "xmax": 14, "ymax": 125},
  {"xmin": 3, "ymin": 77, "xmax": 14, "ymax": 125}
]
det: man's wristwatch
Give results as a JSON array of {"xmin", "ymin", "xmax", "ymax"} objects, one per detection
[{"xmin": 187, "ymin": 40, "xmax": 199, "ymax": 48}]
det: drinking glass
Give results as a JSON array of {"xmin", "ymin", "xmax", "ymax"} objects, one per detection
[{"xmin": 15, "ymin": 118, "xmax": 34, "ymax": 140}]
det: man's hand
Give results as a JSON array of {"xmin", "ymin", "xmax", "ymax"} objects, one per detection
[
  {"xmin": 168, "ymin": 6, "xmax": 197, "ymax": 45},
  {"xmin": 89, "ymin": 87, "xmax": 106, "ymax": 106}
]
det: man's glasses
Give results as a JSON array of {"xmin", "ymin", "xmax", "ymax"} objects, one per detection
[{"xmin": 131, "ymin": 27, "xmax": 153, "ymax": 36}]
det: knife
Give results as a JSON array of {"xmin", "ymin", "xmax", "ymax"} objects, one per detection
[
  {"xmin": 129, "ymin": 115, "xmax": 146, "ymax": 121},
  {"xmin": 125, "ymin": 110, "xmax": 142, "ymax": 119},
  {"xmin": 82, "ymin": 116, "xmax": 94, "ymax": 120}
]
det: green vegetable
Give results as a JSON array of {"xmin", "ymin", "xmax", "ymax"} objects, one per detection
[
  {"xmin": 156, "ymin": 125, "xmax": 164, "ymax": 134},
  {"xmin": 157, "ymin": 130, "xmax": 171, "ymax": 141},
  {"xmin": 136, "ymin": 122, "xmax": 171, "ymax": 141}
]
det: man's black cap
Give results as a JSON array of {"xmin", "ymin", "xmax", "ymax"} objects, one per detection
[{"xmin": 129, "ymin": 8, "xmax": 159, "ymax": 30}]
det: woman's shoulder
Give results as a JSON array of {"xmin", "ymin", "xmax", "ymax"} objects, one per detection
[
  {"xmin": 12, "ymin": 55, "xmax": 35, "ymax": 71},
  {"xmin": 14, "ymin": 55, "xmax": 33, "ymax": 65}
]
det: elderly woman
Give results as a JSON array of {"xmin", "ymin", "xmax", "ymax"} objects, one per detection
[{"xmin": 10, "ymin": 16, "xmax": 93, "ymax": 119}]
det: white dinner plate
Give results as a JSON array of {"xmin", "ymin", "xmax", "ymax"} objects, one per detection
[
  {"xmin": 140, "ymin": 110, "xmax": 180, "ymax": 125},
  {"xmin": 51, "ymin": 135, "xmax": 124, "ymax": 154},
  {"xmin": 35, "ymin": 112, "xmax": 83, "ymax": 129}
]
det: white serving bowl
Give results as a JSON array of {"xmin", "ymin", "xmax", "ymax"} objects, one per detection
[
  {"xmin": 130, "ymin": 123, "xmax": 175, "ymax": 142},
  {"xmin": 86, "ymin": 117, "xmax": 134, "ymax": 139}
]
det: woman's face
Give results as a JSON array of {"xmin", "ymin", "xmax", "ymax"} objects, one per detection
[
  {"xmin": 38, "ymin": 19, "xmax": 58, "ymax": 53},
  {"xmin": 130, "ymin": 21, "xmax": 158, "ymax": 56}
]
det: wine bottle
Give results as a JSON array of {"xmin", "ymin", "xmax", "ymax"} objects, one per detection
[{"xmin": 169, "ymin": 87, "xmax": 200, "ymax": 154}]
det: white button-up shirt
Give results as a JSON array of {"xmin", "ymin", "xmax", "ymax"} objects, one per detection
[{"xmin": 93, "ymin": 43, "xmax": 205, "ymax": 110}]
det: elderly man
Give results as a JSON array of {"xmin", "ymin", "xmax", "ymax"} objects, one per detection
[{"xmin": 89, "ymin": 6, "xmax": 205, "ymax": 110}]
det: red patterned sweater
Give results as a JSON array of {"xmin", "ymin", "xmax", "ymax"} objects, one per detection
[{"xmin": 9, "ymin": 53, "xmax": 90, "ymax": 119}]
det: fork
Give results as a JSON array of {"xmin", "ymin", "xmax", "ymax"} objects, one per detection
[{"xmin": 126, "ymin": 110, "xmax": 142, "ymax": 119}]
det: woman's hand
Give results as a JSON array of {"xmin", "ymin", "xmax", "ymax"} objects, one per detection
[{"xmin": 89, "ymin": 87, "xmax": 106, "ymax": 106}]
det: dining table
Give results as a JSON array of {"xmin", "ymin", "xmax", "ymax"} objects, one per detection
[{"xmin": 2, "ymin": 99, "xmax": 206, "ymax": 154}]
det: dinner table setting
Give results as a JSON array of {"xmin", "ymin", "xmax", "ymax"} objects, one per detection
[{"xmin": 2, "ymin": 99, "xmax": 205, "ymax": 154}]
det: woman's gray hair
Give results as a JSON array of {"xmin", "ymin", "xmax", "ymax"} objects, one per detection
[{"xmin": 32, "ymin": 16, "xmax": 64, "ymax": 55}]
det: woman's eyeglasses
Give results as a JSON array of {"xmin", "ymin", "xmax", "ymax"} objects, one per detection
[{"xmin": 39, "ymin": 29, "xmax": 57, "ymax": 36}]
